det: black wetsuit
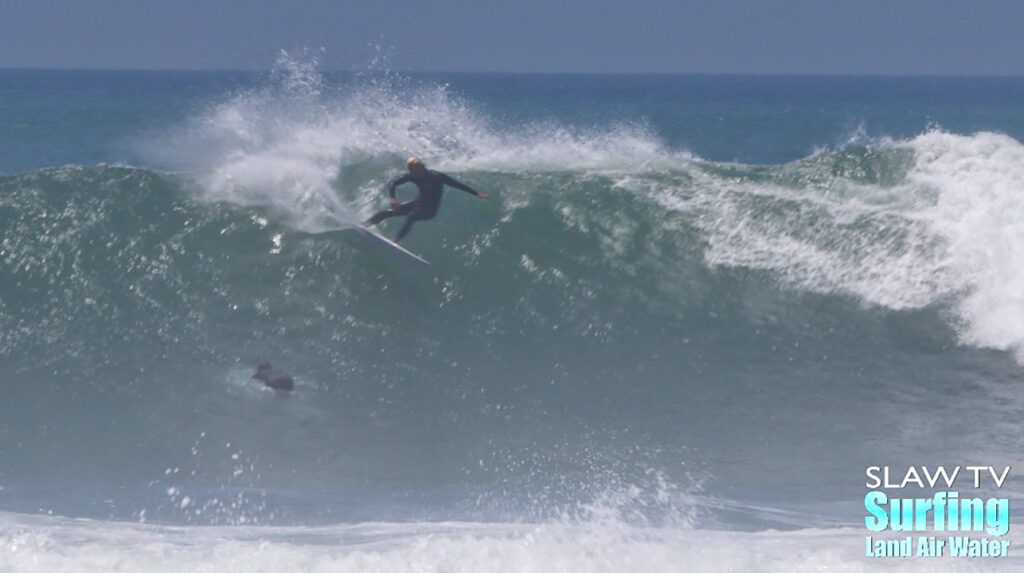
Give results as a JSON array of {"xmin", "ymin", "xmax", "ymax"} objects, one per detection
[
  {"xmin": 367, "ymin": 169, "xmax": 480, "ymax": 241},
  {"xmin": 253, "ymin": 363, "xmax": 294, "ymax": 391}
]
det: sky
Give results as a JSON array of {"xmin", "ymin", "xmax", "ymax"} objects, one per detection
[{"xmin": 2, "ymin": 0, "xmax": 1023, "ymax": 75}]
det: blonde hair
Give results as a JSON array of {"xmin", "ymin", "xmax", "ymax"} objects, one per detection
[{"xmin": 406, "ymin": 156, "xmax": 425, "ymax": 170}]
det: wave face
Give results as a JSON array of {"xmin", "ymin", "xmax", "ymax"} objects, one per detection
[{"xmin": 2, "ymin": 66, "xmax": 1024, "ymax": 541}]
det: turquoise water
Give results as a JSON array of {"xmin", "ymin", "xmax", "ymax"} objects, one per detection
[{"xmin": 2, "ymin": 63, "xmax": 1024, "ymax": 570}]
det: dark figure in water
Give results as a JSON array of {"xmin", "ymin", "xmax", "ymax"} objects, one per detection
[
  {"xmin": 253, "ymin": 362, "xmax": 294, "ymax": 391},
  {"xmin": 366, "ymin": 157, "xmax": 488, "ymax": 242}
]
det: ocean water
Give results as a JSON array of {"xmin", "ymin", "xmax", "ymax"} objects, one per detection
[{"xmin": 2, "ymin": 59, "xmax": 1024, "ymax": 571}]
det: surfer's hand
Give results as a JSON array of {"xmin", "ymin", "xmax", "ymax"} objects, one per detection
[
  {"xmin": 389, "ymin": 198, "xmax": 399, "ymax": 208},
  {"xmin": 478, "ymin": 192, "xmax": 489, "ymax": 199}
]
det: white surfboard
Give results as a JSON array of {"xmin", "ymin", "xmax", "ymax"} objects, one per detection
[{"xmin": 354, "ymin": 226, "xmax": 430, "ymax": 265}]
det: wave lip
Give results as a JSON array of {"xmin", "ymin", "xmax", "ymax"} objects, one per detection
[
  {"xmin": 906, "ymin": 130, "xmax": 1024, "ymax": 359},
  {"xmin": 645, "ymin": 129, "xmax": 1024, "ymax": 362}
]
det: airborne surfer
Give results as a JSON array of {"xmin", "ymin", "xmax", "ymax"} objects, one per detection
[{"xmin": 365, "ymin": 157, "xmax": 488, "ymax": 242}]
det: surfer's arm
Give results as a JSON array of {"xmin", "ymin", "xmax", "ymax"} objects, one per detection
[
  {"xmin": 441, "ymin": 173, "xmax": 486, "ymax": 198},
  {"xmin": 386, "ymin": 174, "xmax": 411, "ymax": 199}
]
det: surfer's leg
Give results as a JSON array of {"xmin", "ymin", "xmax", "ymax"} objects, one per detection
[
  {"xmin": 366, "ymin": 201, "xmax": 417, "ymax": 225},
  {"xmin": 393, "ymin": 208, "xmax": 437, "ymax": 242},
  {"xmin": 394, "ymin": 214, "xmax": 420, "ymax": 242}
]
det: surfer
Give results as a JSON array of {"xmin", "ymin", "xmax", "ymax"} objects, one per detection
[
  {"xmin": 365, "ymin": 157, "xmax": 488, "ymax": 242},
  {"xmin": 252, "ymin": 362, "xmax": 294, "ymax": 392}
]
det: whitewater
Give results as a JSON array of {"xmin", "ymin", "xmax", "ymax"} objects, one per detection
[{"xmin": 2, "ymin": 59, "xmax": 1024, "ymax": 570}]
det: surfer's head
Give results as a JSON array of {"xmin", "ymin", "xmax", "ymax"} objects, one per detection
[{"xmin": 406, "ymin": 156, "xmax": 426, "ymax": 175}]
